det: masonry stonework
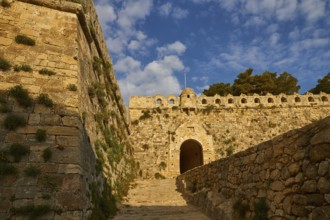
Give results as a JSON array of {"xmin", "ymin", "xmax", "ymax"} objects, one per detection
[
  {"xmin": 176, "ymin": 116, "xmax": 330, "ymax": 220},
  {"xmin": 129, "ymin": 88, "xmax": 330, "ymax": 178},
  {"xmin": 0, "ymin": 0, "xmax": 134, "ymax": 219}
]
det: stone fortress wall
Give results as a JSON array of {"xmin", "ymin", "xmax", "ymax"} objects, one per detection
[
  {"xmin": 0, "ymin": 0, "xmax": 134, "ymax": 219},
  {"xmin": 130, "ymin": 91, "xmax": 329, "ymax": 113},
  {"xmin": 176, "ymin": 116, "xmax": 330, "ymax": 220},
  {"xmin": 129, "ymin": 89, "xmax": 330, "ymax": 179}
]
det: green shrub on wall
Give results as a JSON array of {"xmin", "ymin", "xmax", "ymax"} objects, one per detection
[
  {"xmin": 11, "ymin": 204, "xmax": 51, "ymax": 219},
  {"xmin": 15, "ymin": 35, "xmax": 36, "ymax": 46},
  {"xmin": 253, "ymin": 198, "xmax": 269, "ymax": 220},
  {"xmin": 67, "ymin": 84, "xmax": 78, "ymax": 91},
  {"xmin": 9, "ymin": 143, "xmax": 30, "ymax": 162},
  {"xmin": 1, "ymin": 0, "xmax": 11, "ymax": 8},
  {"xmin": 42, "ymin": 148, "xmax": 52, "ymax": 162},
  {"xmin": 0, "ymin": 57, "xmax": 11, "ymax": 71},
  {"xmin": 4, "ymin": 114, "xmax": 27, "ymax": 131},
  {"xmin": 24, "ymin": 165, "xmax": 41, "ymax": 177},
  {"xmin": 233, "ymin": 199, "xmax": 249, "ymax": 219},
  {"xmin": 36, "ymin": 129, "xmax": 47, "ymax": 142},
  {"xmin": 0, "ymin": 96, "xmax": 11, "ymax": 113},
  {"xmin": 9, "ymin": 85, "xmax": 33, "ymax": 108},
  {"xmin": 14, "ymin": 64, "xmax": 33, "ymax": 72},
  {"xmin": 39, "ymin": 68, "xmax": 56, "ymax": 76},
  {"xmin": 37, "ymin": 93, "xmax": 53, "ymax": 107},
  {"xmin": 0, "ymin": 162, "xmax": 17, "ymax": 176}
]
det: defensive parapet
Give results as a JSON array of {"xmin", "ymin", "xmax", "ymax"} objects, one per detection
[
  {"xmin": 129, "ymin": 88, "xmax": 330, "ymax": 123},
  {"xmin": 129, "ymin": 88, "xmax": 330, "ymax": 179},
  {"xmin": 130, "ymin": 89, "xmax": 329, "ymax": 113}
]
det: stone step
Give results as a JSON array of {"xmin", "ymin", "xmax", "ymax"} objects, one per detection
[{"xmin": 113, "ymin": 179, "xmax": 210, "ymax": 220}]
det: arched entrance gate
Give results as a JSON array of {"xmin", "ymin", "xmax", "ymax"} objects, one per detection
[{"xmin": 180, "ymin": 139, "xmax": 203, "ymax": 174}]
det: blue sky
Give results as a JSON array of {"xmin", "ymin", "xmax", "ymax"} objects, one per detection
[{"xmin": 94, "ymin": 0, "xmax": 330, "ymax": 103}]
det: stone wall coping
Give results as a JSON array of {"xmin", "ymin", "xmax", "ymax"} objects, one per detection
[{"xmin": 130, "ymin": 92, "xmax": 330, "ymax": 109}]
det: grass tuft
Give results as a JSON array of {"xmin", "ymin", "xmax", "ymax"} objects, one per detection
[
  {"xmin": 37, "ymin": 93, "xmax": 53, "ymax": 107},
  {"xmin": 1, "ymin": 0, "xmax": 11, "ymax": 8},
  {"xmin": 15, "ymin": 35, "xmax": 36, "ymax": 46},
  {"xmin": 0, "ymin": 57, "xmax": 11, "ymax": 71},
  {"xmin": 9, "ymin": 85, "xmax": 33, "ymax": 107},
  {"xmin": 14, "ymin": 64, "xmax": 33, "ymax": 72},
  {"xmin": 24, "ymin": 165, "xmax": 41, "ymax": 177},
  {"xmin": 42, "ymin": 148, "xmax": 52, "ymax": 162},
  {"xmin": 39, "ymin": 68, "xmax": 56, "ymax": 76},
  {"xmin": 11, "ymin": 204, "xmax": 51, "ymax": 220},
  {"xmin": 67, "ymin": 84, "xmax": 78, "ymax": 91},
  {"xmin": 36, "ymin": 129, "xmax": 47, "ymax": 142},
  {"xmin": 9, "ymin": 143, "xmax": 30, "ymax": 162},
  {"xmin": 4, "ymin": 114, "xmax": 27, "ymax": 130}
]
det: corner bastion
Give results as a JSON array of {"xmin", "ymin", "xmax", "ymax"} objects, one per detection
[{"xmin": 0, "ymin": 0, "xmax": 134, "ymax": 219}]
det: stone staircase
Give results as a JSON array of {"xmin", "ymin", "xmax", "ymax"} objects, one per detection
[{"xmin": 113, "ymin": 179, "xmax": 210, "ymax": 220}]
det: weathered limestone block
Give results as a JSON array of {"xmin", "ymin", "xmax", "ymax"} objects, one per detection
[
  {"xmin": 294, "ymin": 173, "xmax": 303, "ymax": 183},
  {"xmin": 61, "ymin": 174, "xmax": 82, "ymax": 191},
  {"xmin": 309, "ymin": 144, "xmax": 330, "ymax": 162},
  {"xmin": 318, "ymin": 161, "xmax": 329, "ymax": 176},
  {"xmin": 293, "ymin": 194, "xmax": 307, "ymax": 205},
  {"xmin": 54, "ymin": 211, "xmax": 83, "ymax": 220},
  {"xmin": 56, "ymin": 136, "xmax": 80, "ymax": 147},
  {"xmin": 15, "ymin": 186, "xmax": 37, "ymax": 199},
  {"xmin": 4, "ymin": 132, "xmax": 26, "ymax": 143},
  {"xmin": 62, "ymin": 116, "xmax": 80, "ymax": 127},
  {"xmin": 270, "ymin": 181, "xmax": 285, "ymax": 191},
  {"xmin": 301, "ymin": 180, "xmax": 317, "ymax": 193},
  {"xmin": 291, "ymin": 205, "xmax": 308, "ymax": 217},
  {"xmin": 55, "ymin": 192, "xmax": 86, "ymax": 210},
  {"xmin": 43, "ymin": 114, "xmax": 62, "ymax": 125},
  {"xmin": 28, "ymin": 113, "xmax": 41, "ymax": 124},
  {"xmin": 304, "ymin": 164, "xmax": 318, "ymax": 179},
  {"xmin": 306, "ymin": 194, "xmax": 324, "ymax": 206},
  {"xmin": 51, "ymin": 147, "xmax": 80, "ymax": 164},
  {"xmin": 310, "ymin": 128, "xmax": 330, "ymax": 145},
  {"xmin": 310, "ymin": 206, "xmax": 330, "ymax": 220},
  {"xmin": 58, "ymin": 164, "xmax": 82, "ymax": 174},
  {"xmin": 0, "ymin": 37, "xmax": 12, "ymax": 46},
  {"xmin": 317, "ymin": 177, "xmax": 330, "ymax": 193},
  {"xmin": 288, "ymin": 164, "xmax": 300, "ymax": 176}
]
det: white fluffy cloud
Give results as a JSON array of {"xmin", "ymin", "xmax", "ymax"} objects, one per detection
[
  {"xmin": 300, "ymin": 0, "xmax": 326, "ymax": 23},
  {"xmin": 158, "ymin": 3, "xmax": 189, "ymax": 19},
  {"xmin": 158, "ymin": 2, "xmax": 172, "ymax": 17},
  {"xmin": 96, "ymin": 0, "xmax": 153, "ymax": 56},
  {"xmin": 118, "ymin": 55, "xmax": 184, "ymax": 103},
  {"xmin": 192, "ymin": 0, "xmax": 327, "ymax": 24},
  {"xmin": 156, "ymin": 41, "xmax": 187, "ymax": 57},
  {"xmin": 95, "ymin": 3, "xmax": 117, "ymax": 30}
]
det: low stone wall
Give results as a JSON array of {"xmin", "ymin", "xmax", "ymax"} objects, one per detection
[{"xmin": 177, "ymin": 116, "xmax": 330, "ymax": 220}]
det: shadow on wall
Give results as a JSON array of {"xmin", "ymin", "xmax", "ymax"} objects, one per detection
[
  {"xmin": 177, "ymin": 116, "xmax": 330, "ymax": 220},
  {"xmin": 113, "ymin": 205, "xmax": 210, "ymax": 219}
]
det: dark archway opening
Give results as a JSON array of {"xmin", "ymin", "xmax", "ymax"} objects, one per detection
[{"xmin": 180, "ymin": 139, "xmax": 203, "ymax": 174}]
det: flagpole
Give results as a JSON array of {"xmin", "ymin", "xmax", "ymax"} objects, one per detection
[{"xmin": 184, "ymin": 72, "xmax": 187, "ymax": 88}]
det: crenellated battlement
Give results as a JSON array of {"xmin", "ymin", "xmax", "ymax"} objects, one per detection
[{"xmin": 129, "ymin": 89, "xmax": 329, "ymax": 110}]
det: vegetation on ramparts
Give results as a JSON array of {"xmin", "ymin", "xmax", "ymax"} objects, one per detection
[{"xmin": 203, "ymin": 69, "xmax": 329, "ymax": 96}]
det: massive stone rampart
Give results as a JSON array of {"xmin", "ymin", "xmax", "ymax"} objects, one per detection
[
  {"xmin": 176, "ymin": 116, "xmax": 330, "ymax": 220},
  {"xmin": 0, "ymin": 0, "xmax": 134, "ymax": 219},
  {"xmin": 129, "ymin": 89, "xmax": 330, "ymax": 179}
]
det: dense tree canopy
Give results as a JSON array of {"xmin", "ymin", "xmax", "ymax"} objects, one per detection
[
  {"xmin": 203, "ymin": 69, "xmax": 302, "ymax": 96},
  {"xmin": 309, "ymin": 73, "xmax": 330, "ymax": 94}
]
